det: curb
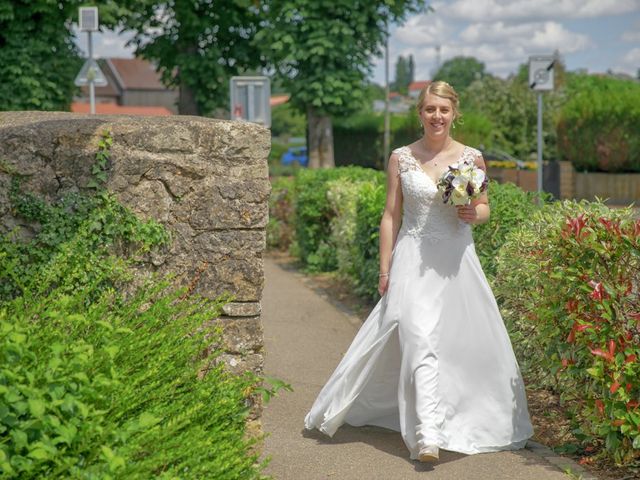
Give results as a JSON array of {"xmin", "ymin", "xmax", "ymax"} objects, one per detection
[{"xmin": 526, "ymin": 441, "xmax": 600, "ymax": 480}]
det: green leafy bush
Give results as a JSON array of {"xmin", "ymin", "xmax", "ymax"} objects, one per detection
[
  {"xmin": 472, "ymin": 180, "xmax": 547, "ymax": 279},
  {"xmin": 326, "ymin": 173, "xmax": 385, "ymax": 283},
  {"xmin": 495, "ymin": 200, "xmax": 640, "ymax": 465},
  {"xmin": 351, "ymin": 181, "xmax": 387, "ymax": 301},
  {"xmin": 557, "ymin": 75, "xmax": 640, "ymax": 172},
  {"xmin": 1, "ymin": 183, "xmax": 168, "ymax": 301},
  {"xmin": 0, "ymin": 274, "xmax": 266, "ymax": 479},
  {"xmin": 293, "ymin": 166, "xmax": 380, "ymax": 271},
  {"xmin": 453, "ymin": 112, "xmax": 497, "ymax": 152},
  {"xmin": 270, "ymin": 103, "xmax": 306, "ymax": 139},
  {"xmin": 267, "ymin": 176, "xmax": 295, "ymax": 251},
  {"xmin": 1, "ymin": 170, "xmax": 271, "ymax": 477}
]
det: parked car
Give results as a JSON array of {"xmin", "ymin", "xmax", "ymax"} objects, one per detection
[
  {"xmin": 479, "ymin": 148, "xmax": 528, "ymax": 169},
  {"xmin": 281, "ymin": 146, "xmax": 308, "ymax": 167}
]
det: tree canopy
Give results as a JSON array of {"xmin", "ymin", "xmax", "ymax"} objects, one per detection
[
  {"xmin": 120, "ymin": 0, "xmax": 264, "ymax": 115},
  {"xmin": 393, "ymin": 54, "xmax": 415, "ymax": 94},
  {"xmin": 0, "ymin": 1, "xmax": 126, "ymax": 111},
  {"xmin": 256, "ymin": 0, "xmax": 426, "ymax": 118},
  {"xmin": 433, "ymin": 56, "xmax": 487, "ymax": 93}
]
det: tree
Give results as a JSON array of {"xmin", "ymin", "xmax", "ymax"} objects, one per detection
[
  {"xmin": 463, "ymin": 75, "xmax": 563, "ymax": 160},
  {"xmin": 0, "ymin": 1, "xmax": 124, "ymax": 111},
  {"xmin": 121, "ymin": 0, "xmax": 264, "ymax": 116},
  {"xmin": 408, "ymin": 54, "xmax": 415, "ymax": 84},
  {"xmin": 257, "ymin": 0, "xmax": 426, "ymax": 168},
  {"xmin": 393, "ymin": 55, "xmax": 410, "ymax": 94},
  {"xmin": 433, "ymin": 56, "xmax": 486, "ymax": 93}
]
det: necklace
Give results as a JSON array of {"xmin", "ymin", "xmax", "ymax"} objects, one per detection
[{"xmin": 422, "ymin": 137, "xmax": 452, "ymax": 166}]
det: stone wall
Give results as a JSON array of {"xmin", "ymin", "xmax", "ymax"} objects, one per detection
[{"xmin": 0, "ymin": 111, "xmax": 270, "ymax": 406}]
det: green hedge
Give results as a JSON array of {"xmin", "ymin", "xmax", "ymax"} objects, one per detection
[
  {"xmin": 293, "ymin": 166, "xmax": 382, "ymax": 271},
  {"xmin": 473, "ymin": 180, "xmax": 548, "ymax": 279},
  {"xmin": 285, "ymin": 167, "xmax": 537, "ymax": 298},
  {"xmin": 267, "ymin": 175, "xmax": 295, "ymax": 251},
  {"xmin": 495, "ymin": 200, "xmax": 640, "ymax": 464},
  {"xmin": 557, "ymin": 75, "xmax": 640, "ymax": 172}
]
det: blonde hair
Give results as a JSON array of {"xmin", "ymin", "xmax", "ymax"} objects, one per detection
[{"xmin": 416, "ymin": 81, "xmax": 461, "ymax": 121}]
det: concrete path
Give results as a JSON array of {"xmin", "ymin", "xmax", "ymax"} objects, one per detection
[{"xmin": 260, "ymin": 255, "xmax": 582, "ymax": 480}]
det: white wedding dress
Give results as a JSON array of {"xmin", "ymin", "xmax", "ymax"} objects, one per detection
[{"xmin": 304, "ymin": 145, "xmax": 533, "ymax": 459}]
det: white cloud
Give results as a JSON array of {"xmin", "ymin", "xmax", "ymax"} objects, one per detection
[
  {"xmin": 394, "ymin": 15, "xmax": 451, "ymax": 46},
  {"xmin": 432, "ymin": 0, "xmax": 639, "ymax": 22},
  {"xmin": 405, "ymin": 20, "xmax": 589, "ymax": 78},
  {"xmin": 73, "ymin": 26, "xmax": 136, "ymax": 59},
  {"xmin": 460, "ymin": 20, "xmax": 590, "ymax": 53}
]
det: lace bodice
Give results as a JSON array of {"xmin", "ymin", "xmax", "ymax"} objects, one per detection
[{"xmin": 394, "ymin": 145, "xmax": 482, "ymax": 243}]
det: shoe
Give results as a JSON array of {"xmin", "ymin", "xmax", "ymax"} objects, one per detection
[{"xmin": 418, "ymin": 445, "xmax": 439, "ymax": 462}]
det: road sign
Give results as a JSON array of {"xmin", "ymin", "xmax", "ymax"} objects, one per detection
[
  {"xmin": 230, "ymin": 76, "xmax": 271, "ymax": 127},
  {"xmin": 79, "ymin": 6, "xmax": 99, "ymax": 31},
  {"xmin": 529, "ymin": 56, "xmax": 555, "ymax": 91},
  {"xmin": 74, "ymin": 58, "xmax": 108, "ymax": 87}
]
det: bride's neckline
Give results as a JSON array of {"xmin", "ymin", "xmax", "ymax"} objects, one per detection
[{"xmin": 402, "ymin": 145, "xmax": 469, "ymax": 185}]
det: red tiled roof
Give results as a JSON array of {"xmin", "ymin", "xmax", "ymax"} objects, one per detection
[
  {"xmin": 408, "ymin": 80, "xmax": 431, "ymax": 91},
  {"xmin": 71, "ymin": 102, "xmax": 172, "ymax": 116},
  {"xmin": 270, "ymin": 94, "xmax": 290, "ymax": 107},
  {"xmin": 108, "ymin": 58, "xmax": 166, "ymax": 90}
]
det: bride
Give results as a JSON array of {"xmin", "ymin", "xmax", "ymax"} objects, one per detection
[{"xmin": 304, "ymin": 81, "xmax": 533, "ymax": 462}]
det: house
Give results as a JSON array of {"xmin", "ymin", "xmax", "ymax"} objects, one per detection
[
  {"xmin": 74, "ymin": 57, "xmax": 178, "ymax": 114},
  {"xmin": 408, "ymin": 80, "xmax": 431, "ymax": 99}
]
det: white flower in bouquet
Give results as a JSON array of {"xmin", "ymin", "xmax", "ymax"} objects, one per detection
[{"xmin": 436, "ymin": 159, "xmax": 488, "ymax": 206}]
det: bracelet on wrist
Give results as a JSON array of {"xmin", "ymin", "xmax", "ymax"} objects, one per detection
[{"xmin": 378, "ymin": 272, "xmax": 389, "ymax": 277}]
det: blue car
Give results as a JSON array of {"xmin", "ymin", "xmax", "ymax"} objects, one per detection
[{"xmin": 281, "ymin": 146, "xmax": 308, "ymax": 167}]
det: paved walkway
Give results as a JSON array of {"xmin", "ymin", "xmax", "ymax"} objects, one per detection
[{"xmin": 260, "ymin": 255, "xmax": 588, "ymax": 480}]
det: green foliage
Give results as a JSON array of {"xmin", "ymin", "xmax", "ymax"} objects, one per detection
[
  {"xmin": 433, "ymin": 56, "xmax": 487, "ymax": 93},
  {"xmin": 0, "ymin": 1, "xmax": 125, "ymax": 111},
  {"xmin": 351, "ymin": 181, "xmax": 387, "ymax": 300},
  {"xmin": 463, "ymin": 75, "xmax": 563, "ymax": 161},
  {"xmin": 557, "ymin": 74, "xmax": 640, "ymax": 172},
  {"xmin": 0, "ymin": 1, "xmax": 81, "ymax": 110},
  {"xmin": 333, "ymin": 112, "xmax": 422, "ymax": 169},
  {"xmin": 334, "ymin": 114, "xmax": 384, "ymax": 169},
  {"xmin": 270, "ymin": 103, "xmax": 306, "ymax": 139},
  {"xmin": 293, "ymin": 166, "xmax": 381, "ymax": 271},
  {"xmin": 1, "ymin": 182, "xmax": 168, "ymax": 301},
  {"xmin": 326, "ymin": 174, "xmax": 385, "ymax": 284},
  {"xmin": 392, "ymin": 55, "xmax": 414, "ymax": 94},
  {"xmin": 88, "ymin": 131, "xmax": 113, "ymax": 189},
  {"xmin": 121, "ymin": 0, "xmax": 264, "ymax": 115},
  {"xmin": 495, "ymin": 200, "xmax": 640, "ymax": 465},
  {"xmin": 267, "ymin": 176, "xmax": 295, "ymax": 251},
  {"xmin": 0, "ymin": 273, "xmax": 267, "ymax": 479},
  {"xmin": 452, "ymin": 112, "xmax": 497, "ymax": 152},
  {"xmin": 257, "ymin": 0, "xmax": 427, "ymax": 118},
  {"xmin": 0, "ymin": 170, "xmax": 271, "ymax": 478},
  {"xmin": 472, "ymin": 181, "xmax": 547, "ymax": 279}
]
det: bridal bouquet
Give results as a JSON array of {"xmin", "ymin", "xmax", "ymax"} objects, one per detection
[{"xmin": 436, "ymin": 159, "xmax": 488, "ymax": 206}]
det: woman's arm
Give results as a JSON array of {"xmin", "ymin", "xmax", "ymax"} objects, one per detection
[
  {"xmin": 456, "ymin": 153, "xmax": 490, "ymax": 225},
  {"xmin": 378, "ymin": 153, "xmax": 404, "ymax": 296}
]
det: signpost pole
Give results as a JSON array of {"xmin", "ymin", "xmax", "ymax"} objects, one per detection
[
  {"xmin": 88, "ymin": 31, "xmax": 95, "ymax": 115},
  {"xmin": 529, "ymin": 55, "xmax": 555, "ymax": 201},
  {"xmin": 537, "ymin": 93, "xmax": 543, "ymax": 195}
]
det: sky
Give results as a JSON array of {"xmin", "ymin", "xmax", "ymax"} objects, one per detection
[
  {"xmin": 74, "ymin": 0, "xmax": 640, "ymax": 84},
  {"xmin": 372, "ymin": 0, "xmax": 640, "ymax": 83}
]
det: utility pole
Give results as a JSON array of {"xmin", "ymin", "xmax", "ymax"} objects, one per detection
[{"xmin": 384, "ymin": 33, "xmax": 390, "ymax": 170}]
